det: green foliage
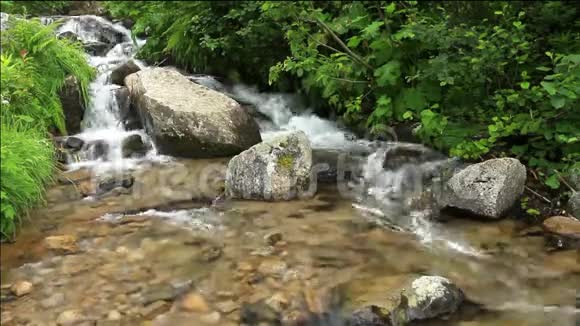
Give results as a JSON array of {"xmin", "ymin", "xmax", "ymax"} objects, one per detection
[
  {"xmin": 1, "ymin": 1, "xmax": 71, "ymax": 16},
  {"xmin": 0, "ymin": 124, "xmax": 55, "ymax": 238},
  {"xmin": 104, "ymin": 1, "xmax": 288, "ymax": 86},
  {"xmin": 1, "ymin": 17, "xmax": 94, "ymax": 133},
  {"xmin": 0, "ymin": 17, "xmax": 94, "ymax": 238},
  {"xmin": 106, "ymin": 1, "xmax": 580, "ymax": 188}
]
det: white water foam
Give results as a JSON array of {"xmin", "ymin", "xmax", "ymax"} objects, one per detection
[
  {"xmin": 56, "ymin": 16, "xmax": 160, "ymax": 173},
  {"xmin": 100, "ymin": 208, "xmax": 222, "ymax": 232}
]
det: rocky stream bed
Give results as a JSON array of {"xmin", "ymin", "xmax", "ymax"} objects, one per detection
[{"xmin": 0, "ymin": 13, "xmax": 579, "ymax": 326}]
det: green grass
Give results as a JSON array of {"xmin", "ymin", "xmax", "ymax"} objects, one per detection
[
  {"xmin": 0, "ymin": 123, "xmax": 55, "ymax": 238},
  {"xmin": 0, "ymin": 16, "xmax": 95, "ymax": 238}
]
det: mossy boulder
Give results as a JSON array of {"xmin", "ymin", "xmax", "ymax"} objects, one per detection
[{"xmin": 225, "ymin": 131, "xmax": 313, "ymax": 201}]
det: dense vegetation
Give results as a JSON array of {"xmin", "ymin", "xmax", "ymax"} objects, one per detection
[
  {"xmin": 0, "ymin": 17, "xmax": 94, "ymax": 238},
  {"xmin": 1, "ymin": 1, "xmax": 71, "ymax": 16},
  {"xmin": 106, "ymin": 1, "xmax": 579, "ymax": 193}
]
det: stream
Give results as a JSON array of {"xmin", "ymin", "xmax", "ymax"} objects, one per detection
[{"xmin": 0, "ymin": 15, "xmax": 578, "ymax": 326}]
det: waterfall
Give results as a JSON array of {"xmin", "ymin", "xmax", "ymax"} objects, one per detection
[{"xmin": 54, "ymin": 16, "xmax": 162, "ymax": 173}]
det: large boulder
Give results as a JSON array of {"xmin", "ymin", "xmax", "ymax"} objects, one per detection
[
  {"xmin": 125, "ymin": 68, "xmax": 261, "ymax": 158},
  {"xmin": 58, "ymin": 76, "xmax": 85, "ymax": 135},
  {"xmin": 110, "ymin": 59, "xmax": 140, "ymax": 86},
  {"xmin": 225, "ymin": 131, "xmax": 313, "ymax": 201},
  {"xmin": 446, "ymin": 158, "xmax": 526, "ymax": 218}
]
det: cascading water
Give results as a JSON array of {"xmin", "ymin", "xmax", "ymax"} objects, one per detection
[
  {"xmin": 188, "ymin": 76, "xmax": 483, "ymax": 256},
  {"xmin": 53, "ymin": 16, "xmax": 161, "ymax": 173}
]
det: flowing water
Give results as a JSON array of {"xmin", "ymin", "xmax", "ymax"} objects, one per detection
[{"xmin": 1, "ymin": 15, "xmax": 578, "ymax": 326}]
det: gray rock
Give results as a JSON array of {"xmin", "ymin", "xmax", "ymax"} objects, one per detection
[
  {"xmin": 87, "ymin": 140, "xmax": 109, "ymax": 160},
  {"xmin": 97, "ymin": 173, "xmax": 134, "ymax": 194},
  {"xmin": 226, "ymin": 131, "xmax": 313, "ymax": 200},
  {"xmin": 446, "ymin": 158, "xmax": 526, "ymax": 218},
  {"xmin": 568, "ymin": 192, "xmax": 580, "ymax": 218},
  {"xmin": 83, "ymin": 41, "xmax": 112, "ymax": 56},
  {"xmin": 58, "ymin": 76, "xmax": 85, "ymax": 135},
  {"xmin": 64, "ymin": 136, "xmax": 84, "ymax": 151},
  {"xmin": 402, "ymin": 276, "xmax": 464, "ymax": 322},
  {"xmin": 111, "ymin": 59, "xmax": 140, "ymax": 86},
  {"xmin": 348, "ymin": 306, "xmax": 388, "ymax": 326},
  {"xmin": 41, "ymin": 292, "xmax": 66, "ymax": 309},
  {"xmin": 125, "ymin": 68, "xmax": 261, "ymax": 158},
  {"xmin": 111, "ymin": 86, "xmax": 140, "ymax": 130},
  {"xmin": 382, "ymin": 142, "xmax": 445, "ymax": 170},
  {"xmin": 121, "ymin": 134, "xmax": 149, "ymax": 158},
  {"xmin": 0, "ymin": 12, "xmax": 8, "ymax": 31}
]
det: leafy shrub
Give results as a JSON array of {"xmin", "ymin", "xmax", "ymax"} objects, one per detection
[
  {"xmin": 0, "ymin": 17, "xmax": 94, "ymax": 238},
  {"xmin": 1, "ymin": 18, "xmax": 94, "ymax": 133},
  {"xmin": 1, "ymin": 1, "xmax": 71, "ymax": 16}
]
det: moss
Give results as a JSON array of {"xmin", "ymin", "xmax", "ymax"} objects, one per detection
[{"xmin": 277, "ymin": 154, "xmax": 294, "ymax": 170}]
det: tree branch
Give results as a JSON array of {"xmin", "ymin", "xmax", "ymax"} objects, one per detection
[{"xmin": 314, "ymin": 18, "xmax": 374, "ymax": 71}]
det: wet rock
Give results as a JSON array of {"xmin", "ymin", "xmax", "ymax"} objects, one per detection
[
  {"xmin": 312, "ymin": 148, "xmax": 367, "ymax": 184},
  {"xmin": 125, "ymin": 67, "xmax": 261, "ymax": 158},
  {"xmin": 112, "ymin": 86, "xmax": 140, "ymax": 130},
  {"xmin": 141, "ymin": 300, "xmax": 169, "ymax": 318},
  {"xmin": 240, "ymin": 301, "xmax": 280, "ymax": 325},
  {"xmin": 257, "ymin": 259, "xmax": 288, "ymax": 277},
  {"xmin": 568, "ymin": 192, "xmax": 580, "ymax": 218},
  {"xmin": 65, "ymin": 136, "xmax": 85, "ymax": 150},
  {"xmin": 199, "ymin": 311, "xmax": 221, "ymax": 324},
  {"xmin": 59, "ymin": 76, "xmax": 85, "ymax": 134},
  {"xmin": 382, "ymin": 142, "xmax": 445, "ymax": 170},
  {"xmin": 446, "ymin": 158, "xmax": 526, "ymax": 218},
  {"xmin": 348, "ymin": 306, "xmax": 389, "ymax": 326},
  {"xmin": 226, "ymin": 131, "xmax": 313, "ymax": 201},
  {"xmin": 84, "ymin": 41, "xmax": 113, "ymax": 56},
  {"xmin": 265, "ymin": 293, "xmax": 289, "ymax": 313},
  {"xmin": 142, "ymin": 285, "xmax": 179, "ymax": 305},
  {"xmin": 111, "ymin": 59, "xmax": 140, "ymax": 86},
  {"xmin": 58, "ymin": 30, "xmax": 80, "ymax": 42},
  {"xmin": 200, "ymin": 245, "xmax": 223, "ymax": 262},
  {"xmin": 121, "ymin": 134, "xmax": 149, "ymax": 158},
  {"xmin": 56, "ymin": 309, "xmax": 85, "ymax": 325},
  {"xmin": 107, "ymin": 310, "xmax": 121, "ymax": 321},
  {"xmin": 44, "ymin": 235, "xmax": 79, "ymax": 254},
  {"xmin": 401, "ymin": 276, "xmax": 464, "ymax": 322},
  {"xmin": 41, "ymin": 292, "xmax": 66, "ymax": 308},
  {"xmin": 10, "ymin": 281, "xmax": 33, "ymax": 297},
  {"xmin": 542, "ymin": 216, "xmax": 580, "ymax": 240},
  {"xmin": 180, "ymin": 292, "xmax": 210, "ymax": 313},
  {"xmin": 57, "ymin": 16, "xmax": 128, "ymax": 45},
  {"xmin": 87, "ymin": 140, "xmax": 109, "ymax": 160},
  {"xmin": 215, "ymin": 300, "xmax": 238, "ymax": 314},
  {"xmin": 97, "ymin": 173, "xmax": 134, "ymax": 194},
  {"xmin": 264, "ymin": 232, "xmax": 283, "ymax": 246}
]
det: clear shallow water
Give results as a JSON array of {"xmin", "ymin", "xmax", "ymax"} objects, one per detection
[{"xmin": 1, "ymin": 162, "xmax": 578, "ymax": 325}]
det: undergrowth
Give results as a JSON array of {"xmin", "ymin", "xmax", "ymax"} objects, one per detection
[{"xmin": 0, "ymin": 16, "xmax": 94, "ymax": 238}]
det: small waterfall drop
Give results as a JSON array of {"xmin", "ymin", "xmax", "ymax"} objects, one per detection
[{"xmin": 54, "ymin": 16, "xmax": 161, "ymax": 173}]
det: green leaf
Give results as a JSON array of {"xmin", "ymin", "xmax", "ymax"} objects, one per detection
[
  {"xmin": 385, "ymin": 3, "xmax": 396, "ymax": 15},
  {"xmin": 519, "ymin": 82, "xmax": 530, "ymax": 89},
  {"xmin": 374, "ymin": 61, "xmax": 400, "ymax": 86},
  {"xmin": 540, "ymin": 81, "xmax": 557, "ymax": 95},
  {"xmin": 550, "ymin": 95, "xmax": 566, "ymax": 109},
  {"xmin": 544, "ymin": 174, "xmax": 560, "ymax": 189},
  {"xmin": 347, "ymin": 36, "xmax": 362, "ymax": 48}
]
